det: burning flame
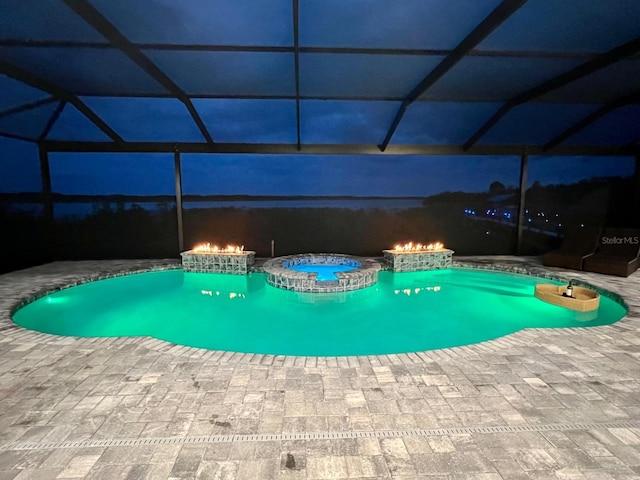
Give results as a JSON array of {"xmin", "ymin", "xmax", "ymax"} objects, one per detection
[
  {"xmin": 392, "ymin": 241, "xmax": 444, "ymax": 252},
  {"xmin": 192, "ymin": 243, "xmax": 245, "ymax": 254}
]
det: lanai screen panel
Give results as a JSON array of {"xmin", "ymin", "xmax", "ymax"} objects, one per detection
[
  {"xmin": 0, "ymin": 137, "xmax": 46, "ymax": 272},
  {"xmin": 181, "ymin": 154, "xmax": 521, "ymax": 256},
  {"xmin": 0, "ymin": 0, "xmax": 107, "ymax": 42},
  {"xmin": 0, "ymin": 0, "xmax": 638, "ymax": 149},
  {"xmin": 523, "ymin": 156, "xmax": 637, "ymax": 254},
  {"xmin": 48, "ymin": 152, "xmax": 178, "ymax": 259},
  {"xmin": 0, "ymin": 1, "xmax": 639, "ymax": 265},
  {"xmin": 89, "ymin": 0, "xmax": 293, "ymax": 46}
]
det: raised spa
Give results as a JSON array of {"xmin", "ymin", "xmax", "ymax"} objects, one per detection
[{"xmin": 263, "ymin": 254, "xmax": 381, "ymax": 293}]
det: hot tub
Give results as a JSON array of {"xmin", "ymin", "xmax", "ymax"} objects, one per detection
[{"xmin": 263, "ymin": 254, "xmax": 381, "ymax": 293}]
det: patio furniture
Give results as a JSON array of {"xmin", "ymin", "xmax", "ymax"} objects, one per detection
[
  {"xmin": 583, "ymin": 228, "xmax": 640, "ymax": 277},
  {"xmin": 543, "ymin": 227, "xmax": 601, "ymax": 271}
]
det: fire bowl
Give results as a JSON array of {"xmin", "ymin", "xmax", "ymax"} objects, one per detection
[
  {"xmin": 181, "ymin": 249, "xmax": 256, "ymax": 274},
  {"xmin": 383, "ymin": 248, "xmax": 454, "ymax": 272}
]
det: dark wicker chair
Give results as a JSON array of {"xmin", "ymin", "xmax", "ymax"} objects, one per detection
[
  {"xmin": 543, "ymin": 227, "xmax": 601, "ymax": 271},
  {"xmin": 583, "ymin": 228, "xmax": 640, "ymax": 277}
]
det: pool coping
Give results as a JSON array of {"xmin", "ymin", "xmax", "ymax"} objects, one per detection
[
  {"xmin": 8, "ymin": 261, "xmax": 183, "ymax": 319},
  {"xmin": 2, "ymin": 256, "xmax": 639, "ymax": 362}
]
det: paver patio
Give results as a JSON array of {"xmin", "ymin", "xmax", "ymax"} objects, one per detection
[{"xmin": 0, "ymin": 256, "xmax": 638, "ymax": 479}]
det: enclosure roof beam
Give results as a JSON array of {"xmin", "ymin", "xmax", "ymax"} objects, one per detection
[
  {"xmin": 0, "ymin": 39, "xmax": 606, "ymax": 60},
  {"xmin": 464, "ymin": 36, "xmax": 640, "ymax": 150},
  {"xmin": 544, "ymin": 91, "xmax": 640, "ymax": 151},
  {"xmin": 41, "ymin": 141, "xmax": 639, "ymax": 157},
  {"xmin": 0, "ymin": 130, "xmax": 38, "ymax": 143},
  {"xmin": 293, "ymin": 0, "xmax": 301, "ymax": 150},
  {"xmin": 0, "ymin": 97, "xmax": 57, "ymax": 119},
  {"xmin": 39, "ymin": 101, "xmax": 67, "ymax": 141},
  {"xmin": 62, "ymin": 0, "xmax": 214, "ymax": 144},
  {"xmin": 0, "ymin": 60, "xmax": 123, "ymax": 143},
  {"xmin": 379, "ymin": 0, "xmax": 528, "ymax": 151}
]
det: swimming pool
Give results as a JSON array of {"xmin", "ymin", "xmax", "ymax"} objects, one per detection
[{"xmin": 12, "ymin": 268, "xmax": 626, "ymax": 356}]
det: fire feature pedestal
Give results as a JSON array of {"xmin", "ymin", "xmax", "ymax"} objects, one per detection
[
  {"xmin": 383, "ymin": 249, "xmax": 454, "ymax": 272},
  {"xmin": 181, "ymin": 250, "xmax": 255, "ymax": 274}
]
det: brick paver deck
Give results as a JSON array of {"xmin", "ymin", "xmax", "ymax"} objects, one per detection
[{"xmin": 1, "ymin": 257, "xmax": 638, "ymax": 479}]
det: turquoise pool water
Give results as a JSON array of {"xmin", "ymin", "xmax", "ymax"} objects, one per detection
[
  {"xmin": 12, "ymin": 269, "xmax": 626, "ymax": 356},
  {"xmin": 288, "ymin": 263, "xmax": 357, "ymax": 281}
]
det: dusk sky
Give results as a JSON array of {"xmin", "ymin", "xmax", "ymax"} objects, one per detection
[
  {"xmin": 1, "ymin": 1, "xmax": 638, "ymax": 200},
  {"xmin": 0, "ymin": 136, "xmax": 635, "ymax": 197}
]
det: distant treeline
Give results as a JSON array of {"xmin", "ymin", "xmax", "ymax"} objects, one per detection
[
  {"xmin": 0, "ymin": 193, "xmax": 426, "ymax": 203},
  {"xmin": 1, "ymin": 175, "xmax": 631, "ymax": 205}
]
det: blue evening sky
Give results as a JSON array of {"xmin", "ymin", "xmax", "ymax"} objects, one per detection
[{"xmin": 0, "ymin": 136, "xmax": 634, "ymax": 196}]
